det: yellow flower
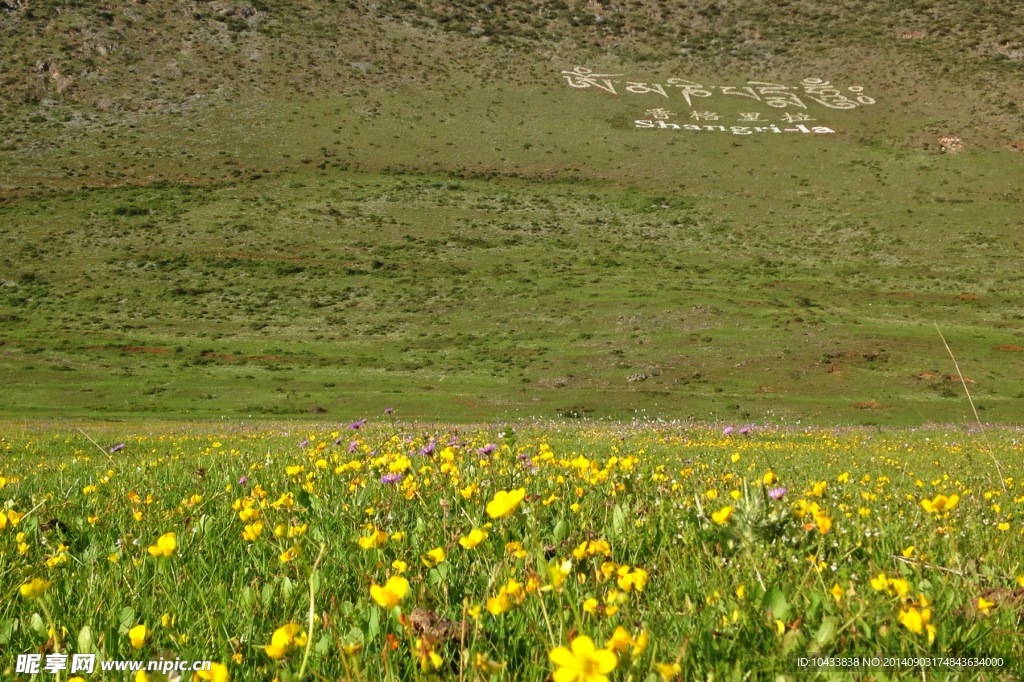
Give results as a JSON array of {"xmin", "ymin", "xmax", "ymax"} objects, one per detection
[
  {"xmin": 147, "ymin": 532, "xmax": 176, "ymax": 558},
  {"xmin": 762, "ymin": 471, "xmax": 777, "ymax": 486},
  {"xmin": 632, "ymin": 629, "xmax": 649, "ymax": 657},
  {"xmin": 415, "ymin": 637, "xmax": 443, "ymax": 671},
  {"xmin": 889, "ymin": 578, "xmax": 910, "ymax": 600},
  {"xmin": 370, "ymin": 576, "xmax": 410, "ymax": 609},
  {"xmin": 549, "ymin": 636, "xmax": 617, "ymax": 682},
  {"xmin": 902, "ymin": 546, "xmax": 916, "ymax": 558},
  {"xmin": 655, "ymin": 662, "xmax": 682, "ymax": 680},
  {"xmin": 921, "ymin": 494, "xmax": 959, "ymax": 514},
  {"xmin": 605, "ymin": 626, "xmax": 633, "ymax": 653},
  {"xmin": 997, "ymin": 522, "xmax": 1010, "ymax": 532},
  {"xmin": 583, "ymin": 598, "xmax": 599, "ymax": 614},
  {"xmin": 829, "ymin": 583, "xmax": 844, "ymax": 604},
  {"xmin": 486, "ymin": 578, "xmax": 526, "ymax": 615},
  {"xmin": 279, "ymin": 546, "xmax": 300, "ymax": 563},
  {"xmin": 505, "ymin": 541, "xmax": 528, "ymax": 559},
  {"xmin": 977, "ymin": 597, "xmax": 995, "ymax": 616},
  {"xmin": 422, "ymin": 547, "xmax": 446, "ymax": 567},
  {"xmin": 129, "ymin": 624, "xmax": 149, "ymax": 650},
  {"xmin": 392, "ymin": 559, "xmax": 408, "ymax": 573},
  {"xmin": 19, "ymin": 578, "xmax": 51, "ymax": 600},
  {"xmin": 161, "ymin": 612, "xmax": 174, "ymax": 628},
  {"xmin": 870, "ymin": 573, "xmax": 889, "ymax": 593},
  {"xmin": 265, "ymin": 623, "xmax": 306, "ymax": 659},
  {"xmin": 194, "ymin": 662, "xmax": 230, "ymax": 682},
  {"xmin": 711, "ymin": 506, "xmax": 734, "ymax": 525},
  {"xmin": 459, "ymin": 528, "xmax": 488, "ymax": 549},
  {"xmin": 548, "ymin": 559, "xmax": 573, "ymax": 590},
  {"xmin": 357, "ymin": 529, "xmax": 388, "ymax": 549},
  {"xmin": 897, "ymin": 607, "xmax": 936, "ymax": 645},
  {"xmin": 242, "ymin": 521, "xmax": 264, "ymax": 541},
  {"xmin": 616, "ymin": 566, "xmax": 648, "ymax": 592},
  {"xmin": 486, "ymin": 488, "xmax": 526, "ymax": 518}
]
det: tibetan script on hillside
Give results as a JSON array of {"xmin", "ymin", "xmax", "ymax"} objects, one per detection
[{"xmin": 560, "ymin": 66, "xmax": 874, "ymax": 110}]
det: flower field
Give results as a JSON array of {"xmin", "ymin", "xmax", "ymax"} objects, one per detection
[{"xmin": 2, "ymin": 419, "xmax": 1023, "ymax": 680}]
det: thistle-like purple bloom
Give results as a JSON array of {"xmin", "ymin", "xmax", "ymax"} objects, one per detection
[
  {"xmin": 477, "ymin": 444, "xmax": 497, "ymax": 457},
  {"xmin": 110, "ymin": 442, "xmax": 126, "ymax": 453},
  {"xmin": 384, "ymin": 407, "xmax": 395, "ymax": 415},
  {"xmin": 348, "ymin": 440, "xmax": 358, "ymax": 454},
  {"xmin": 420, "ymin": 439, "xmax": 436, "ymax": 456},
  {"xmin": 768, "ymin": 486, "xmax": 788, "ymax": 500},
  {"xmin": 380, "ymin": 472, "xmax": 403, "ymax": 485},
  {"xmin": 722, "ymin": 426, "xmax": 734, "ymax": 436},
  {"xmin": 350, "ymin": 418, "xmax": 367, "ymax": 430},
  {"xmin": 739, "ymin": 426, "xmax": 752, "ymax": 436},
  {"xmin": 238, "ymin": 476, "xmax": 248, "ymax": 486},
  {"xmin": 298, "ymin": 438, "xmax": 310, "ymax": 449}
]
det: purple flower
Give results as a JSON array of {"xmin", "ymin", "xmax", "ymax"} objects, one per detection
[
  {"xmin": 739, "ymin": 426, "xmax": 752, "ymax": 436},
  {"xmin": 722, "ymin": 426, "xmax": 734, "ymax": 436},
  {"xmin": 350, "ymin": 418, "xmax": 367, "ymax": 430},
  {"xmin": 334, "ymin": 435, "xmax": 345, "ymax": 446},
  {"xmin": 448, "ymin": 435, "xmax": 460, "ymax": 447},
  {"xmin": 298, "ymin": 438, "xmax": 310, "ymax": 449},
  {"xmin": 420, "ymin": 439, "xmax": 436, "ymax": 456},
  {"xmin": 348, "ymin": 441, "xmax": 358, "ymax": 454},
  {"xmin": 477, "ymin": 444, "xmax": 497, "ymax": 457},
  {"xmin": 380, "ymin": 472, "xmax": 403, "ymax": 485},
  {"xmin": 110, "ymin": 442, "xmax": 126, "ymax": 453},
  {"xmin": 384, "ymin": 407, "xmax": 395, "ymax": 415},
  {"xmin": 238, "ymin": 476, "xmax": 248, "ymax": 486},
  {"xmin": 768, "ymin": 486, "xmax": 788, "ymax": 500}
]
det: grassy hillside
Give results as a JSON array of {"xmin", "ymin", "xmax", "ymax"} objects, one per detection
[{"xmin": 1, "ymin": 1, "xmax": 1023, "ymax": 423}]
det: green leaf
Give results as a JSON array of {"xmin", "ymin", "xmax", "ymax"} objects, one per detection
[
  {"xmin": 0, "ymin": 618, "xmax": 16, "ymax": 645},
  {"xmin": 763, "ymin": 586, "xmax": 791, "ymax": 621},
  {"xmin": 296, "ymin": 489, "xmax": 312, "ymax": 509},
  {"xmin": 195, "ymin": 513, "xmax": 213, "ymax": 537},
  {"xmin": 366, "ymin": 607, "xmax": 380, "ymax": 643},
  {"xmin": 315, "ymin": 633, "xmax": 331, "ymax": 654},
  {"xmin": 30, "ymin": 612, "xmax": 47, "ymax": 638},
  {"xmin": 240, "ymin": 586, "xmax": 255, "ymax": 610},
  {"xmin": 427, "ymin": 568, "xmax": 441, "ymax": 587},
  {"xmin": 280, "ymin": 576, "xmax": 294, "ymax": 600},
  {"xmin": 553, "ymin": 519, "xmax": 569, "ymax": 543},
  {"xmin": 117, "ymin": 607, "xmax": 135, "ymax": 635},
  {"xmin": 77, "ymin": 625, "xmax": 96, "ymax": 654},
  {"xmin": 345, "ymin": 626, "xmax": 364, "ymax": 645},
  {"xmin": 261, "ymin": 583, "xmax": 274, "ymax": 608},
  {"xmin": 814, "ymin": 616, "xmax": 837, "ymax": 647},
  {"xmin": 612, "ymin": 504, "xmax": 626, "ymax": 535}
]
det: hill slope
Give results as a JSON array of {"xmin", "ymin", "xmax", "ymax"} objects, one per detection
[{"xmin": 1, "ymin": 1, "xmax": 1022, "ymax": 423}]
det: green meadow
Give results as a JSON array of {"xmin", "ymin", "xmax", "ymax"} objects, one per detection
[
  {"xmin": 3, "ymin": 2, "xmax": 1024, "ymax": 680},
  {"xmin": 2, "ymin": 0, "xmax": 1024, "ymax": 424}
]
